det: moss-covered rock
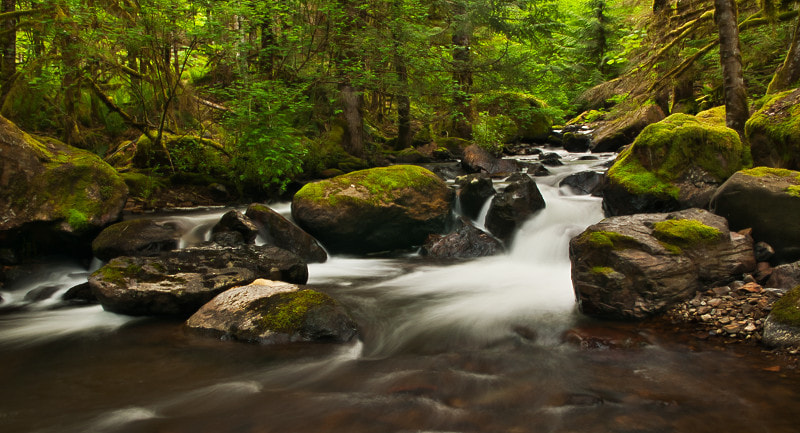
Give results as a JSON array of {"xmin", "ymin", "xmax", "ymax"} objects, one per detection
[
  {"xmin": 710, "ymin": 167, "xmax": 800, "ymax": 262},
  {"xmin": 762, "ymin": 285, "xmax": 800, "ymax": 348},
  {"xmin": 92, "ymin": 218, "xmax": 185, "ymax": 262},
  {"xmin": 590, "ymin": 103, "xmax": 665, "ymax": 153},
  {"xmin": 186, "ymin": 279, "xmax": 357, "ymax": 344},
  {"xmin": 745, "ymin": 88, "xmax": 800, "ymax": 170},
  {"xmin": 475, "ymin": 91, "xmax": 553, "ymax": 142},
  {"xmin": 604, "ymin": 113, "xmax": 752, "ymax": 216},
  {"xmin": 291, "ymin": 165, "xmax": 454, "ymax": 254},
  {"xmin": 0, "ymin": 116, "xmax": 128, "ymax": 258},
  {"xmin": 570, "ymin": 208, "xmax": 755, "ymax": 320}
]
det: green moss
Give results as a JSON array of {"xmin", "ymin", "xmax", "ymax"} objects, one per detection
[
  {"xmin": 695, "ymin": 106, "xmax": 726, "ymax": 126},
  {"xmin": 258, "ymin": 290, "xmax": 332, "ymax": 333},
  {"xmin": 66, "ymin": 209, "xmax": 89, "ymax": 230},
  {"xmin": 579, "ymin": 230, "xmax": 638, "ymax": 250},
  {"xmin": 92, "ymin": 261, "xmax": 142, "ymax": 286},
  {"xmin": 652, "ymin": 219, "xmax": 722, "ymax": 250},
  {"xmin": 608, "ymin": 148, "xmax": 680, "ymax": 199},
  {"xmin": 591, "ymin": 266, "xmax": 616, "ymax": 275},
  {"xmin": 740, "ymin": 167, "xmax": 800, "ymax": 197},
  {"xmin": 770, "ymin": 285, "xmax": 800, "ymax": 326}
]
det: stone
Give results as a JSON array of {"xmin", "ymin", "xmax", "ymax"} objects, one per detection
[
  {"xmin": 755, "ymin": 241, "xmax": 775, "ymax": 262},
  {"xmin": 92, "ymin": 218, "xmax": 184, "ymax": 262},
  {"xmin": 745, "ymin": 88, "xmax": 800, "ymax": 170},
  {"xmin": 461, "ymin": 144, "xmax": 519, "ymax": 176},
  {"xmin": 590, "ymin": 104, "xmax": 666, "ymax": 153},
  {"xmin": 421, "ymin": 218, "xmax": 504, "ymax": 258},
  {"xmin": 559, "ymin": 170, "xmax": 605, "ymax": 196},
  {"xmin": 485, "ymin": 173, "xmax": 546, "ymax": 242},
  {"xmin": 570, "ymin": 208, "xmax": 756, "ymax": 320},
  {"xmin": 245, "ymin": 204, "xmax": 327, "ymax": 263},
  {"xmin": 211, "ymin": 210, "xmax": 259, "ymax": 244},
  {"xmin": 186, "ymin": 279, "xmax": 357, "ymax": 344},
  {"xmin": 455, "ymin": 174, "xmax": 496, "ymax": 220},
  {"xmin": 762, "ymin": 286, "xmax": 800, "ymax": 348},
  {"xmin": 291, "ymin": 165, "xmax": 454, "ymax": 254},
  {"xmin": 710, "ymin": 168, "xmax": 800, "ymax": 263},
  {"xmin": 766, "ymin": 260, "xmax": 800, "ymax": 290},
  {"xmin": 89, "ymin": 244, "xmax": 308, "ymax": 317}
]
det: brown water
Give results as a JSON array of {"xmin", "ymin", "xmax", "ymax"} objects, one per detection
[{"xmin": 2, "ymin": 155, "xmax": 799, "ymax": 433}]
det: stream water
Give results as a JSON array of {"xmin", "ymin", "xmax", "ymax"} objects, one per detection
[{"xmin": 1, "ymin": 151, "xmax": 799, "ymax": 433}]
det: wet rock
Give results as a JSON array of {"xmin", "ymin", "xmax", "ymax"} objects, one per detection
[
  {"xmin": 186, "ymin": 279, "xmax": 357, "ymax": 344},
  {"xmin": 766, "ymin": 260, "xmax": 800, "ymax": 290},
  {"xmin": 461, "ymin": 144, "xmax": 519, "ymax": 176},
  {"xmin": 62, "ymin": 282, "xmax": 97, "ymax": 304},
  {"xmin": 421, "ymin": 218, "xmax": 504, "ymax": 258},
  {"xmin": 755, "ymin": 241, "xmax": 775, "ymax": 262},
  {"xmin": 211, "ymin": 210, "xmax": 259, "ymax": 244},
  {"xmin": 559, "ymin": 170, "xmax": 605, "ymax": 196},
  {"xmin": 539, "ymin": 152, "xmax": 563, "ymax": 166},
  {"xmin": 23, "ymin": 285, "xmax": 61, "ymax": 302},
  {"xmin": 521, "ymin": 162, "xmax": 550, "ymax": 177},
  {"xmin": 89, "ymin": 245, "xmax": 308, "ymax": 317},
  {"xmin": 562, "ymin": 325, "xmax": 651, "ymax": 349},
  {"xmin": 570, "ymin": 208, "xmax": 756, "ymax": 320},
  {"xmin": 455, "ymin": 174, "xmax": 496, "ymax": 220},
  {"xmin": 246, "ymin": 203, "xmax": 327, "ymax": 263},
  {"xmin": 562, "ymin": 132, "xmax": 592, "ymax": 152},
  {"xmin": 92, "ymin": 219, "xmax": 184, "ymax": 262},
  {"xmin": 485, "ymin": 173, "xmax": 546, "ymax": 242},
  {"xmin": 210, "ymin": 230, "xmax": 245, "ymax": 247},
  {"xmin": 291, "ymin": 165, "xmax": 453, "ymax": 254},
  {"xmin": 762, "ymin": 286, "xmax": 800, "ymax": 348}
]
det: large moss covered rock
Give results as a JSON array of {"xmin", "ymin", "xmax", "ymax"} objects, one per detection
[
  {"xmin": 570, "ymin": 208, "xmax": 755, "ymax": 320},
  {"xmin": 590, "ymin": 103, "xmax": 665, "ymax": 153},
  {"xmin": 186, "ymin": 279, "xmax": 357, "ymax": 344},
  {"xmin": 762, "ymin": 285, "xmax": 800, "ymax": 348},
  {"xmin": 475, "ymin": 91, "xmax": 553, "ymax": 142},
  {"xmin": 291, "ymin": 165, "xmax": 454, "ymax": 254},
  {"xmin": 0, "ymin": 116, "xmax": 128, "ymax": 258},
  {"xmin": 710, "ymin": 167, "xmax": 800, "ymax": 263},
  {"xmin": 745, "ymin": 88, "xmax": 800, "ymax": 170},
  {"xmin": 603, "ymin": 112, "xmax": 751, "ymax": 216},
  {"xmin": 92, "ymin": 218, "xmax": 185, "ymax": 262}
]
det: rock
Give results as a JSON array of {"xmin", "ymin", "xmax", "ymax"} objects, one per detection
[
  {"xmin": 0, "ymin": 116, "xmax": 128, "ymax": 258},
  {"xmin": 521, "ymin": 162, "xmax": 550, "ymax": 177},
  {"xmin": 291, "ymin": 165, "xmax": 454, "ymax": 254},
  {"xmin": 62, "ymin": 282, "xmax": 97, "ymax": 304},
  {"xmin": 245, "ymin": 204, "xmax": 327, "ymax": 263},
  {"xmin": 210, "ymin": 230, "xmax": 245, "ymax": 246},
  {"xmin": 485, "ymin": 174, "xmax": 546, "ymax": 242},
  {"xmin": 421, "ymin": 218, "xmax": 504, "ymax": 258},
  {"xmin": 560, "ymin": 171, "xmax": 605, "ymax": 196},
  {"xmin": 89, "ymin": 245, "xmax": 308, "ymax": 317},
  {"xmin": 186, "ymin": 279, "xmax": 357, "ymax": 344},
  {"xmin": 455, "ymin": 174, "xmax": 495, "ymax": 220},
  {"xmin": 24, "ymin": 285, "xmax": 61, "ymax": 302},
  {"xmin": 107, "ymin": 132, "xmax": 230, "ymax": 178},
  {"xmin": 562, "ymin": 132, "xmax": 592, "ymax": 153},
  {"xmin": 461, "ymin": 144, "xmax": 519, "ymax": 176},
  {"xmin": 570, "ymin": 208, "xmax": 756, "ymax": 320},
  {"xmin": 710, "ymin": 168, "xmax": 800, "ymax": 263},
  {"xmin": 755, "ymin": 241, "xmax": 776, "ymax": 262},
  {"xmin": 603, "ymin": 112, "xmax": 751, "ymax": 216},
  {"xmin": 540, "ymin": 152, "xmax": 563, "ymax": 166},
  {"xmin": 766, "ymin": 260, "xmax": 800, "ymax": 290},
  {"xmin": 211, "ymin": 210, "xmax": 259, "ymax": 244},
  {"xmin": 562, "ymin": 325, "xmax": 650, "ymax": 350},
  {"xmin": 92, "ymin": 219, "xmax": 184, "ymax": 262},
  {"xmin": 745, "ymin": 88, "xmax": 800, "ymax": 170},
  {"xmin": 590, "ymin": 104, "xmax": 665, "ymax": 153},
  {"xmin": 762, "ymin": 285, "xmax": 800, "ymax": 347}
]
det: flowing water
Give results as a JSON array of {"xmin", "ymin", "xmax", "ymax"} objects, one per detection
[{"xmin": 1, "ymin": 151, "xmax": 799, "ymax": 433}]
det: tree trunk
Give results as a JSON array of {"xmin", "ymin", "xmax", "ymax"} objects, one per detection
[
  {"xmin": 259, "ymin": 19, "xmax": 275, "ymax": 77},
  {"xmin": 336, "ymin": 0, "xmax": 366, "ymax": 158},
  {"xmin": 339, "ymin": 82, "xmax": 365, "ymax": 158},
  {"xmin": 767, "ymin": 17, "xmax": 800, "ymax": 94},
  {"xmin": 451, "ymin": 1, "xmax": 473, "ymax": 139},
  {"xmin": 714, "ymin": 0, "xmax": 748, "ymax": 138},
  {"xmin": 395, "ymin": 55, "xmax": 412, "ymax": 150},
  {"xmin": 0, "ymin": 0, "xmax": 16, "ymax": 104}
]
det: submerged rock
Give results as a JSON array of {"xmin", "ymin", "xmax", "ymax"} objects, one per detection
[
  {"xmin": 291, "ymin": 165, "xmax": 453, "ymax": 254},
  {"xmin": 186, "ymin": 279, "xmax": 358, "ymax": 344},
  {"xmin": 485, "ymin": 173, "xmax": 546, "ymax": 242},
  {"xmin": 245, "ymin": 203, "xmax": 327, "ymax": 263},
  {"xmin": 421, "ymin": 218, "xmax": 504, "ymax": 258},
  {"xmin": 89, "ymin": 245, "xmax": 308, "ymax": 317},
  {"xmin": 92, "ymin": 218, "xmax": 184, "ymax": 262},
  {"xmin": 710, "ymin": 167, "xmax": 800, "ymax": 263},
  {"xmin": 570, "ymin": 208, "xmax": 755, "ymax": 320}
]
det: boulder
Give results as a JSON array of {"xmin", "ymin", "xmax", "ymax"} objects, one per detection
[
  {"xmin": 485, "ymin": 174, "xmax": 546, "ymax": 242},
  {"xmin": 603, "ymin": 112, "xmax": 751, "ymax": 216},
  {"xmin": 590, "ymin": 103, "xmax": 665, "ymax": 153},
  {"xmin": 562, "ymin": 132, "xmax": 592, "ymax": 153},
  {"xmin": 710, "ymin": 168, "xmax": 800, "ymax": 263},
  {"xmin": 186, "ymin": 279, "xmax": 357, "ymax": 344},
  {"xmin": 92, "ymin": 218, "xmax": 184, "ymax": 262},
  {"xmin": 245, "ymin": 203, "xmax": 327, "ymax": 263},
  {"xmin": 540, "ymin": 152, "xmax": 563, "ymax": 166},
  {"xmin": 762, "ymin": 285, "xmax": 800, "ymax": 348},
  {"xmin": 455, "ymin": 174, "xmax": 495, "ymax": 220},
  {"xmin": 421, "ymin": 218, "xmax": 504, "ymax": 258},
  {"xmin": 570, "ymin": 208, "xmax": 755, "ymax": 320},
  {"xmin": 291, "ymin": 165, "xmax": 454, "ymax": 254},
  {"xmin": 560, "ymin": 171, "xmax": 605, "ymax": 196},
  {"xmin": 745, "ymin": 88, "xmax": 800, "ymax": 170},
  {"xmin": 211, "ymin": 210, "xmax": 259, "ymax": 244},
  {"xmin": 461, "ymin": 144, "xmax": 519, "ymax": 176},
  {"xmin": 89, "ymin": 244, "xmax": 308, "ymax": 317},
  {"xmin": 766, "ymin": 260, "xmax": 800, "ymax": 290},
  {"xmin": 0, "ymin": 116, "xmax": 128, "ymax": 258}
]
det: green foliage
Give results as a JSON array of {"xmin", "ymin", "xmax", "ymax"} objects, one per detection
[{"xmin": 473, "ymin": 112, "xmax": 515, "ymax": 156}]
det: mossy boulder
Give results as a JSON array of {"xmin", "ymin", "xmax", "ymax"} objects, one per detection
[
  {"xmin": 245, "ymin": 203, "xmax": 327, "ymax": 263},
  {"xmin": 475, "ymin": 91, "xmax": 553, "ymax": 142},
  {"xmin": 570, "ymin": 208, "xmax": 755, "ymax": 320},
  {"xmin": 762, "ymin": 285, "xmax": 800, "ymax": 348},
  {"xmin": 186, "ymin": 279, "xmax": 357, "ymax": 344},
  {"xmin": 461, "ymin": 144, "xmax": 519, "ymax": 176},
  {"xmin": 291, "ymin": 165, "xmax": 454, "ymax": 254},
  {"xmin": 590, "ymin": 103, "xmax": 665, "ymax": 153},
  {"xmin": 710, "ymin": 167, "xmax": 800, "ymax": 263},
  {"xmin": 89, "ymin": 245, "xmax": 308, "ymax": 317},
  {"xmin": 0, "ymin": 116, "xmax": 128, "ymax": 258},
  {"xmin": 92, "ymin": 218, "xmax": 185, "ymax": 262},
  {"xmin": 745, "ymin": 88, "xmax": 800, "ymax": 170},
  {"xmin": 603, "ymin": 113, "xmax": 752, "ymax": 216}
]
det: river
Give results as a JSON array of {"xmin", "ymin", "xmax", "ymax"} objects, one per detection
[{"xmin": 1, "ymin": 151, "xmax": 799, "ymax": 433}]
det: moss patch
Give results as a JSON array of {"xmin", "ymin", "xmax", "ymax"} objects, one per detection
[
  {"xmin": 745, "ymin": 89, "xmax": 800, "ymax": 163},
  {"xmin": 578, "ymin": 230, "xmax": 638, "ymax": 250},
  {"xmin": 770, "ymin": 285, "xmax": 800, "ymax": 326},
  {"xmin": 258, "ymin": 289, "xmax": 332, "ymax": 333},
  {"xmin": 740, "ymin": 167, "xmax": 800, "ymax": 197},
  {"xmin": 590, "ymin": 266, "xmax": 616, "ymax": 276},
  {"xmin": 652, "ymin": 219, "xmax": 722, "ymax": 250}
]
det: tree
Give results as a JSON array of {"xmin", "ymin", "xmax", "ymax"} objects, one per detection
[
  {"xmin": 0, "ymin": 0, "xmax": 15, "ymax": 103},
  {"xmin": 714, "ymin": 0, "xmax": 748, "ymax": 137},
  {"xmin": 767, "ymin": 16, "xmax": 800, "ymax": 93}
]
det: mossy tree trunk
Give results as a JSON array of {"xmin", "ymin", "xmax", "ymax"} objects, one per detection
[
  {"xmin": 0, "ymin": 0, "xmax": 15, "ymax": 105},
  {"xmin": 767, "ymin": 17, "xmax": 800, "ymax": 94},
  {"xmin": 714, "ymin": 0, "xmax": 748, "ymax": 138},
  {"xmin": 336, "ymin": 0, "xmax": 367, "ymax": 159},
  {"xmin": 451, "ymin": 0, "xmax": 473, "ymax": 139}
]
